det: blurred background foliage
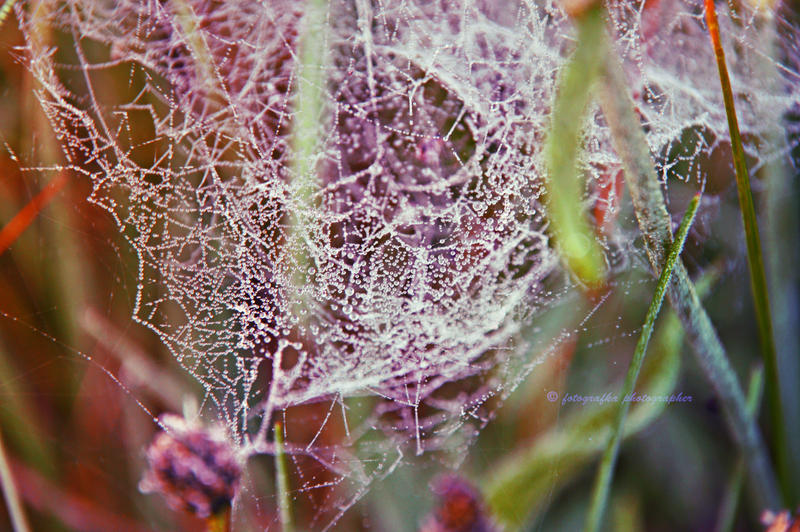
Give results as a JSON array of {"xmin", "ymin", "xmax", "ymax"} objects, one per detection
[{"xmin": 1, "ymin": 1, "xmax": 799, "ymax": 531}]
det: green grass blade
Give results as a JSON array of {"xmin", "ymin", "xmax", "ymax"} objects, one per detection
[
  {"xmin": 597, "ymin": 37, "xmax": 780, "ymax": 509},
  {"xmin": 716, "ymin": 366, "xmax": 764, "ymax": 532},
  {"xmin": 584, "ymin": 194, "xmax": 700, "ymax": 532},
  {"xmin": 274, "ymin": 422, "xmax": 294, "ymax": 532},
  {"xmin": 484, "ymin": 265, "xmax": 717, "ymax": 529},
  {"xmin": 703, "ymin": 0, "xmax": 788, "ymax": 502},
  {"xmin": 542, "ymin": 6, "xmax": 608, "ymax": 289}
]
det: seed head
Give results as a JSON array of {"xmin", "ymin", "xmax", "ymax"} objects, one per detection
[
  {"xmin": 140, "ymin": 414, "xmax": 242, "ymax": 519},
  {"xmin": 419, "ymin": 474, "xmax": 498, "ymax": 532}
]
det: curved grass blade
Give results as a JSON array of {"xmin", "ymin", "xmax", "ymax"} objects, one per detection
[
  {"xmin": 703, "ymin": 0, "xmax": 788, "ymax": 502},
  {"xmin": 542, "ymin": 6, "xmax": 608, "ymax": 289},
  {"xmin": 584, "ymin": 194, "xmax": 700, "ymax": 532}
]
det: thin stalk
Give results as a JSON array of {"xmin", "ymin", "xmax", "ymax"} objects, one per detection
[
  {"xmin": 584, "ymin": 194, "xmax": 700, "ymax": 532},
  {"xmin": 716, "ymin": 367, "xmax": 764, "ymax": 532},
  {"xmin": 0, "ymin": 425, "xmax": 32, "ymax": 532},
  {"xmin": 597, "ymin": 38, "xmax": 780, "ymax": 509},
  {"xmin": 292, "ymin": 0, "xmax": 329, "ymax": 188},
  {"xmin": 274, "ymin": 422, "xmax": 294, "ymax": 532},
  {"xmin": 172, "ymin": 0, "xmax": 227, "ymax": 103},
  {"xmin": 703, "ymin": 0, "xmax": 788, "ymax": 502},
  {"xmin": 206, "ymin": 509, "xmax": 231, "ymax": 532},
  {"xmin": 543, "ymin": 6, "xmax": 608, "ymax": 289}
]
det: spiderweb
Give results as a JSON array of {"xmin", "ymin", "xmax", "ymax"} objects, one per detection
[{"xmin": 17, "ymin": 0, "xmax": 799, "ymax": 527}]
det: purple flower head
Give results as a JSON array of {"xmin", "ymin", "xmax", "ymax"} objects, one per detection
[{"xmin": 140, "ymin": 414, "xmax": 242, "ymax": 519}]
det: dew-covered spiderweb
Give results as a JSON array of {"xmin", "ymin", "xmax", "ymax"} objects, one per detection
[{"xmin": 16, "ymin": 0, "xmax": 799, "ymax": 527}]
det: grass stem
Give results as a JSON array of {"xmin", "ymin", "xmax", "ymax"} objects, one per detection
[
  {"xmin": 274, "ymin": 422, "xmax": 294, "ymax": 532},
  {"xmin": 287, "ymin": 0, "xmax": 329, "ymax": 307},
  {"xmin": 206, "ymin": 509, "xmax": 231, "ymax": 532},
  {"xmin": 584, "ymin": 194, "xmax": 700, "ymax": 532}
]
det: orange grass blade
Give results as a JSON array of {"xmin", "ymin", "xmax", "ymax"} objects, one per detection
[{"xmin": 0, "ymin": 172, "xmax": 68, "ymax": 256}]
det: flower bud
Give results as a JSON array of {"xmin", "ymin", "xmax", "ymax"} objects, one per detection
[{"xmin": 140, "ymin": 414, "xmax": 242, "ymax": 519}]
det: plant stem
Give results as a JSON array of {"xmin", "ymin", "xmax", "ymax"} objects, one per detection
[
  {"xmin": 206, "ymin": 509, "xmax": 231, "ymax": 532},
  {"xmin": 584, "ymin": 194, "xmax": 700, "ymax": 532},
  {"xmin": 288, "ymin": 0, "xmax": 329, "ymax": 308},
  {"xmin": 716, "ymin": 367, "xmax": 764, "ymax": 532},
  {"xmin": 256, "ymin": 0, "xmax": 330, "ymax": 448},
  {"xmin": 703, "ymin": 0, "xmax": 788, "ymax": 502},
  {"xmin": 274, "ymin": 422, "xmax": 294, "ymax": 532},
  {"xmin": 0, "ymin": 425, "xmax": 32, "ymax": 532},
  {"xmin": 597, "ymin": 39, "xmax": 781, "ymax": 509}
]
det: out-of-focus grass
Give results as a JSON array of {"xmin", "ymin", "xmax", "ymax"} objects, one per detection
[
  {"xmin": 0, "ymin": 10, "xmax": 202, "ymax": 530},
  {"xmin": 542, "ymin": 5, "xmax": 607, "ymax": 289},
  {"xmin": 274, "ymin": 422, "xmax": 294, "ymax": 532},
  {"xmin": 716, "ymin": 366, "xmax": 764, "ymax": 532},
  {"xmin": 485, "ymin": 264, "xmax": 691, "ymax": 529},
  {"xmin": 0, "ymin": 420, "xmax": 31, "ymax": 532}
]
